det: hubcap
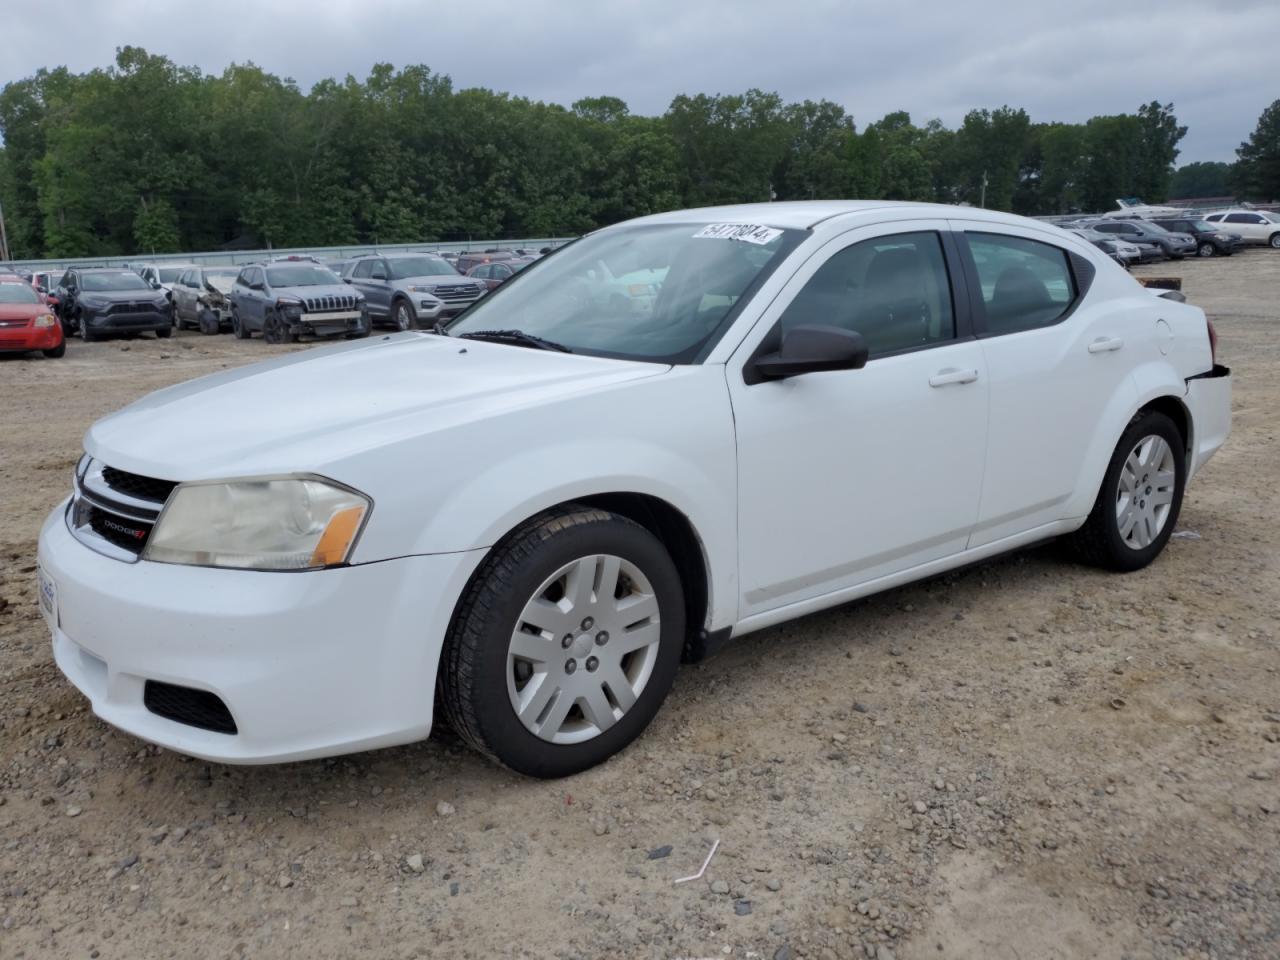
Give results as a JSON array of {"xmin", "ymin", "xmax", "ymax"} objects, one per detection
[
  {"xmin": 396, "ymin": 304, "xmax": 411, "ymax": 330},
  {"xmin": 506, "ymin": 554, "xmax": 661, "ymax": 744},
  {"xmin": 1115, "ymin": 434, "xmax": 1176, "ymax": 550}
]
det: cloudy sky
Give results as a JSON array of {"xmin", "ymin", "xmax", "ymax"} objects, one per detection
[{"xmin": 2, "ymin": 0, "xmax": 1275, "ymax": 164}]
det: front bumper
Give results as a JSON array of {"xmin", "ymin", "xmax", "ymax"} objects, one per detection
[
  {"xmin": 0, "ymin": 323, "xmax": 62, "ymax": 352},
  {"xmin": 286, "ymin": 309, "xmax": 367, "ymax": 338},
  {"xmin": 1185, "ymin": 364, "xmax": 1231, "ymax": 480},
  {"xmin": 37, "ymin": 503, "xmax": 485, "ymax": 763},
  {"xmin": 84, "ymin": 308, "xmax": 171, "ymax": 333}
]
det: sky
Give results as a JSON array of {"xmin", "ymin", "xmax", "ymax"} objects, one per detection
[{"xmin": 1, "ymin": 0, "xmax": 1275, "ymax": 165}]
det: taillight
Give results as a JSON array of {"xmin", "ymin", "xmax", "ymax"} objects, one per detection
[{"xmin": 1206, "ymin": 317, "xmax": 1218, "ymax": 365}]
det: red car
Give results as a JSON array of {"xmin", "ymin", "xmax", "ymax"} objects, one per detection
[
  {"xmin": 465, "ymin": 259, "xmax": 529, "ymax": 291},
  {"xmin": 0, "ymin": 281, "xmax": 65, "ymax": 358}
]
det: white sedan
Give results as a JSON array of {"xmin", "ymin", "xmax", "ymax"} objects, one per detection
[{"xmin": 37, "ymin": 202, "xmax": 1232, "ymax": 777}]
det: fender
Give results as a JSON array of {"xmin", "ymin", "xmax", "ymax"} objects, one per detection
[{"xmin": 1063, "ymin": 360, "xmax": 1190, "ymax": 522}]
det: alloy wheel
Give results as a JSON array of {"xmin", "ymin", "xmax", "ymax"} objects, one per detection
[
  {"xmin": 506, "ymin": 554, "xmax": 661, "ymax": 745},
  {"xmin": 395, "ymin": 302, "xmax": 413, "ymax": 331},
  {"xmin": 1115, "ymin": 434, "xmax": 1177, "ymax": 550}
]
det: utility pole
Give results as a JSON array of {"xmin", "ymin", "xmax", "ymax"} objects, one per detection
[
  {"xmin": 979, "ymin": 170, "xmax": 989, "ymax": 209},
  {"xmin": 0, "ymin": 197, "xmax": 10, "ymax": 261}
]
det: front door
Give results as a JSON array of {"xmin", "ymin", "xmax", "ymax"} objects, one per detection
[{"xmin": 728, "ymin": 223, "xmax": 989, "ymax": 620}]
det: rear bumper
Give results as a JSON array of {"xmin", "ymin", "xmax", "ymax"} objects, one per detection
[{"xmin": 1185, "ymin": 364, "xmax": 1231, "ymax": 480}]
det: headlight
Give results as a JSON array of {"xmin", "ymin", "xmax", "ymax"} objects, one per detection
[
  {"xmin": 79, "ymin": 296, "xmax": 109, "ymax": 309},
  {"xmin": 34, "ymin": 314, "xmax": 57, "ymax": 328},
  {"xmin": 276, "ymin": 298, "xmax": 304, "ymax": 317},
  {"xmin": 144, "ymin": 477, "xmax": 370, "ymax": 571}
]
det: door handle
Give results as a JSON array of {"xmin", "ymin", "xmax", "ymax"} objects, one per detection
[
  {"xmin": 928, "ymin": 368, "xmax": 979, "ymax": 387},
  {"xmin": 1088, "ymin": 336, "xmax": 1124, "ymax": 353}
]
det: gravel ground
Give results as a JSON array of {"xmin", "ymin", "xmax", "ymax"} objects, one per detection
[{"xmin": 1, "ymin": 253, "xmax": 1277, "ymax": 960}]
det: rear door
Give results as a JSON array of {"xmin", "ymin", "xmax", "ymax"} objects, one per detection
[
  {"xmin": 950, "ymin": 222, "xmax": 1140, "ymax": 547},
  {"xmin": 1224, "ymin": 212, "xmax": 1267, "ymax": 243}
]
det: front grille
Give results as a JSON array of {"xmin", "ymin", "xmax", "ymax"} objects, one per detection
[
  {"xmin": 68, "ymin": 460, "xmax": 176, "ymax": 562},
  {"xmin": 434, "ymin": 284, "xmax": 482, "ymax": 302},
  {"xmin": 84, "ymin": 502, "xmax": 151, "ymax": 555},
  {"xmin": 101, "ymin": 466, "xmax": 177, "ymax": 505},
  {"xmin": 143, "ymin": 681, "xmax": 237, "ymax": 734},
  {"xmin": 106, "ymin": 301, "xmax": 160, "ymax": 315},
  {"xmin": 303, "ymin": 294, "xmax": 358, "ymax": 312},
  {"xmin": 0, "ymin": 319, "xmax": 28, "ymax": 328}
]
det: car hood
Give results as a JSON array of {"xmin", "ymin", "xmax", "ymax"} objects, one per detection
[
  {"xmin": 85, "ymin": 333, "xmax": 666, "ymax": 481},
  {"xmin": 0, "ymin": 303, "xmax": 48, "ymax": 321},
  {"xmin": 273, "ymin": 283, "xmax": 360, "ymax": 301},
  {"xmin": 78, "ymin": 288, "xmax": 165, "ymax": 302},
  {"xmin": 206, "ymin": 276, "xmax": 236, "ymax": 294}
]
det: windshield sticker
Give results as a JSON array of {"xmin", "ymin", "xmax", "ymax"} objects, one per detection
[{"xmin": 693, "ymin": 223, "xmax": 784, "ymax": 245}]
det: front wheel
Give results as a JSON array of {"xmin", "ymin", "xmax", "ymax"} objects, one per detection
[
  {"xmin": 1069, "ymin": 411, "xmax": 1186, "ymax": 572},
  {"xmin": 1197, "ymin": 242, "xmax": 1215, "ymax": 258},
  {"xmin": 155, "ymin": 324, "xmax": 172, "ymax": 339},
  {"xmin": 198, "ymin": 308, "xmax": 221, "ymax": 335},
  {"xmin": 43, "ymin": 342, "xmax": 66, "ymax": 358},
  {"xmin": 393, "ymin": 299, "xmax": 414, "ymax": 331},
  {"xmin": 1269, "ymin": 233, "xmax": 1280, "ymax": 249},
  {"xmin": 231, "ymin": 309, "xmax": 249, "ymax": 339},
  {"xmin": 439, "ymin": 507, "xmax": 685, "ymax": 778}
]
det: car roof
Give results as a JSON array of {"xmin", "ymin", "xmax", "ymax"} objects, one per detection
[{"xmin": 626, "ymin": 200, "xmax": 1076, "ymax": 232}]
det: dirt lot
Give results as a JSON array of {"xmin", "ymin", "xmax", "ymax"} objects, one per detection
[{"xmin": 2, "ymin": 254, "xmax": 1278, "ymax": 960}]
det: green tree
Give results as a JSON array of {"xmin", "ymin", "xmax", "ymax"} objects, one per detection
[
  {"xmin": 1232, "ymin": 99, "xmax": 1280, "ymax": 202},
  {"xmin": 1168, "ymin": 161, "xmax": 1233, "ymax": 199}
]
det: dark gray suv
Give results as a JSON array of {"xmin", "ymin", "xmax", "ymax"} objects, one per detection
[
  {"xmin": 343, "ymin": 253, "xmax": 485, "ymax": 330},
  {"xmin": 229, "ymin": 261, "xmax": 369, "ymax": 344}
]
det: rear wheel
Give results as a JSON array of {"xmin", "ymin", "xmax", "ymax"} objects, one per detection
[
  {"xmin": 439, "ymin": 506, "xmax": 685, "ymax": 778},
  {"xmin": 1069, "ymin": 410, "xmax": 1185, "ymax": 572}
]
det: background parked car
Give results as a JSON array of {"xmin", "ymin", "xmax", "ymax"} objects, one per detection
[
  {"xmin": 1068, "ymin": 227, "xmax": 1138, "ymax": 266},
  {"xmin": 56, "ymin": 268, "xmax": 172, "ymax": 342},
  {"xmin": 1085, "ymin": 220, "xmax": 1195, "ymax": 259},
  {"xmin": 171, "ymin": 266, "xmax": 241, "ymax": 334},
  {"xmin": 0, "ymin": 279, "xmax": 64, "ymax": 358},
  {"xmin": 455, "ymin": 250, "xmax": 517, "ymax": 274},
  {"xmin": 466, "ymin": 259, "xmax": 528, "ymax": 291},
  {"xmin": 343, "ymin": 253, "xmax": 484, "ymax": 330},
  {"xmin": 136, "ymin": 263, "xmax": 198, "ymax": 297},
  {"xmin": 229, "ymin": 262, "xmax": 369, "ymax": 343},
  {"xmin": 1202, "ymin": 210, "xmax": 1280, "ymax": 248},
  {"xmin": 1149, "ymin": 218, "xmax": 1241, "ymax": 257}
]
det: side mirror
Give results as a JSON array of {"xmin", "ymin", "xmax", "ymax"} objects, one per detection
[
  {"xmin": 751, "ymin": 325, "xmax": 869, "ymax": 382},
  {"xmin": 370, "ymin": 269, "xmax": 387, "ymax": 281}
]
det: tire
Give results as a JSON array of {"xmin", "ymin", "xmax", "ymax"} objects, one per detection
[
  {"xmin": 155, "ymin": 324, "xmax": 171, "ymax": 339},
  {"xmin": 1197, "ymin": 242, "xmax": 1215, "ymax": 258},
  {"xmin": 198, "ymin": 308, "xmax": 221, "ymax": 335},
  {"xmin": 439, "ymin": 506, "xmax": 685, "ymax": 778},
  {"xmin": 263, "ymin": 308, "xmax": 292, "ymax": 345},
  {"xmin": 42, "ymin": 342, "xmax": 66, "ymax": 359},
  {"xmin": 1068, "ymin": 410, "xmax": 1186, "ymax": 572},
  {"xmin": 1269, "ymin": 233, "xmax": 1280, "ymax": 249},
  {"xmin": 1165, "ymin": 246, "xmax": 1183, "ymax": 260},
  {"xmin": 392, "ymin": 299, "xmax": 414, "ymax": 331},
  {"xmin": 78, "ymin": 316, "xmax": 98, "ymax": 343},
  {"xmin": 231, "ymin": 309, "xmax": 249, "ymax": 339}
]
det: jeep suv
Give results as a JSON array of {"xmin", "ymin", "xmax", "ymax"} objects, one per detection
[
  {"xmin": 344, "ymin": 253, "xmax": 485, "ymax": 330},
  {"xmin": 229, "ymin": 262, "xmax": 369, "ymax": 344}
]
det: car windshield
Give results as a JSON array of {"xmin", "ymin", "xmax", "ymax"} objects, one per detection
[
  {"xmin": 81, "ymin": 272, "xmax": 151, "ymax": 292},
  {"xmin": 447, "ymin": 222, "xmax": 804, "ymax": 362},
  {"xmin": 157, "ymin": 267, "xmax": 187, "ymax": 282},
  {"xmin": 1185, "ymin": 222, "xmax": 1214, "ymax": 234},
  {"xmin": 265, "ymin": 265, "xmax": 340, "ymax": 287},
  {"xmin": 0, "ymin": 283, "xmax": 40, "ymax": 304},
  {"xmin": 1261, "ymin": 212, "xmax": 1280, "ymax": 224},
  {"xmin": 388, "ymin": 257, "xmax": 457, "ymax": 279}
]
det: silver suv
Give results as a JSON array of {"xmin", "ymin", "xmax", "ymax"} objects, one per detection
[{"xmin": 343, "ymin": 253, "xmax": 485, "ymax": 330}]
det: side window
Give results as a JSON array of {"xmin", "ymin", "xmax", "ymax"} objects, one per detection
[
  {"xmin": 494, "ymin": 264, "xmax": 512, "ymax": 279},
  {"xmin": 1225, "ymin": 213, "xmax": 1259, "ymax": 224},
  {"xmin": 1205, "ymin": 214, "xmax": 1222, "ymax": 222},
  {"xmin": 965, "ymin": 233, "xmax": 1076, "ymax": 336},
  {"xmin": 779, "ymin": 231, "xmax": 955, "ymax": 358},
  {"xmin": 353, "ymin": 260, "xmax": 373, "ymax": 279}
]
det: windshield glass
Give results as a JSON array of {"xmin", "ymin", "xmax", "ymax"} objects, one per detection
[
  {"xmin": 1261, "ymin": 212, "xmax": 1280, "ymax": 224},
  {"xmin": 81, "ymin": 271, "xmax": 151, "ymax": 292},
  {"xmin": 0, "ymin": 283, "xmax": 40, "ymax": 304},
  {"xmin": 157, "ymin": 267, "xmax": 187, "ymax": 283},
  {"xmin": 447, "ymin": 222, "xmax": 803, "ymax": 362},
  {"xmin": 265, "ymin": 265, "xmax": 340, "ymax": 287},
  {"xmin": 389, "ymin": 257, "xmax": 457, "ymax": 279}
]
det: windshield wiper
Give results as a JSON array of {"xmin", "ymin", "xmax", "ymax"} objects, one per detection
[{"xmin": 456, "ymin": 329, "xmax": 573, "ymax": 353}]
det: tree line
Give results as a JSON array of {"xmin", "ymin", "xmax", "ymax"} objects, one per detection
[{"xmin": 0, "ymin": 47, "xmax": 1275, "ymax": 259}]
